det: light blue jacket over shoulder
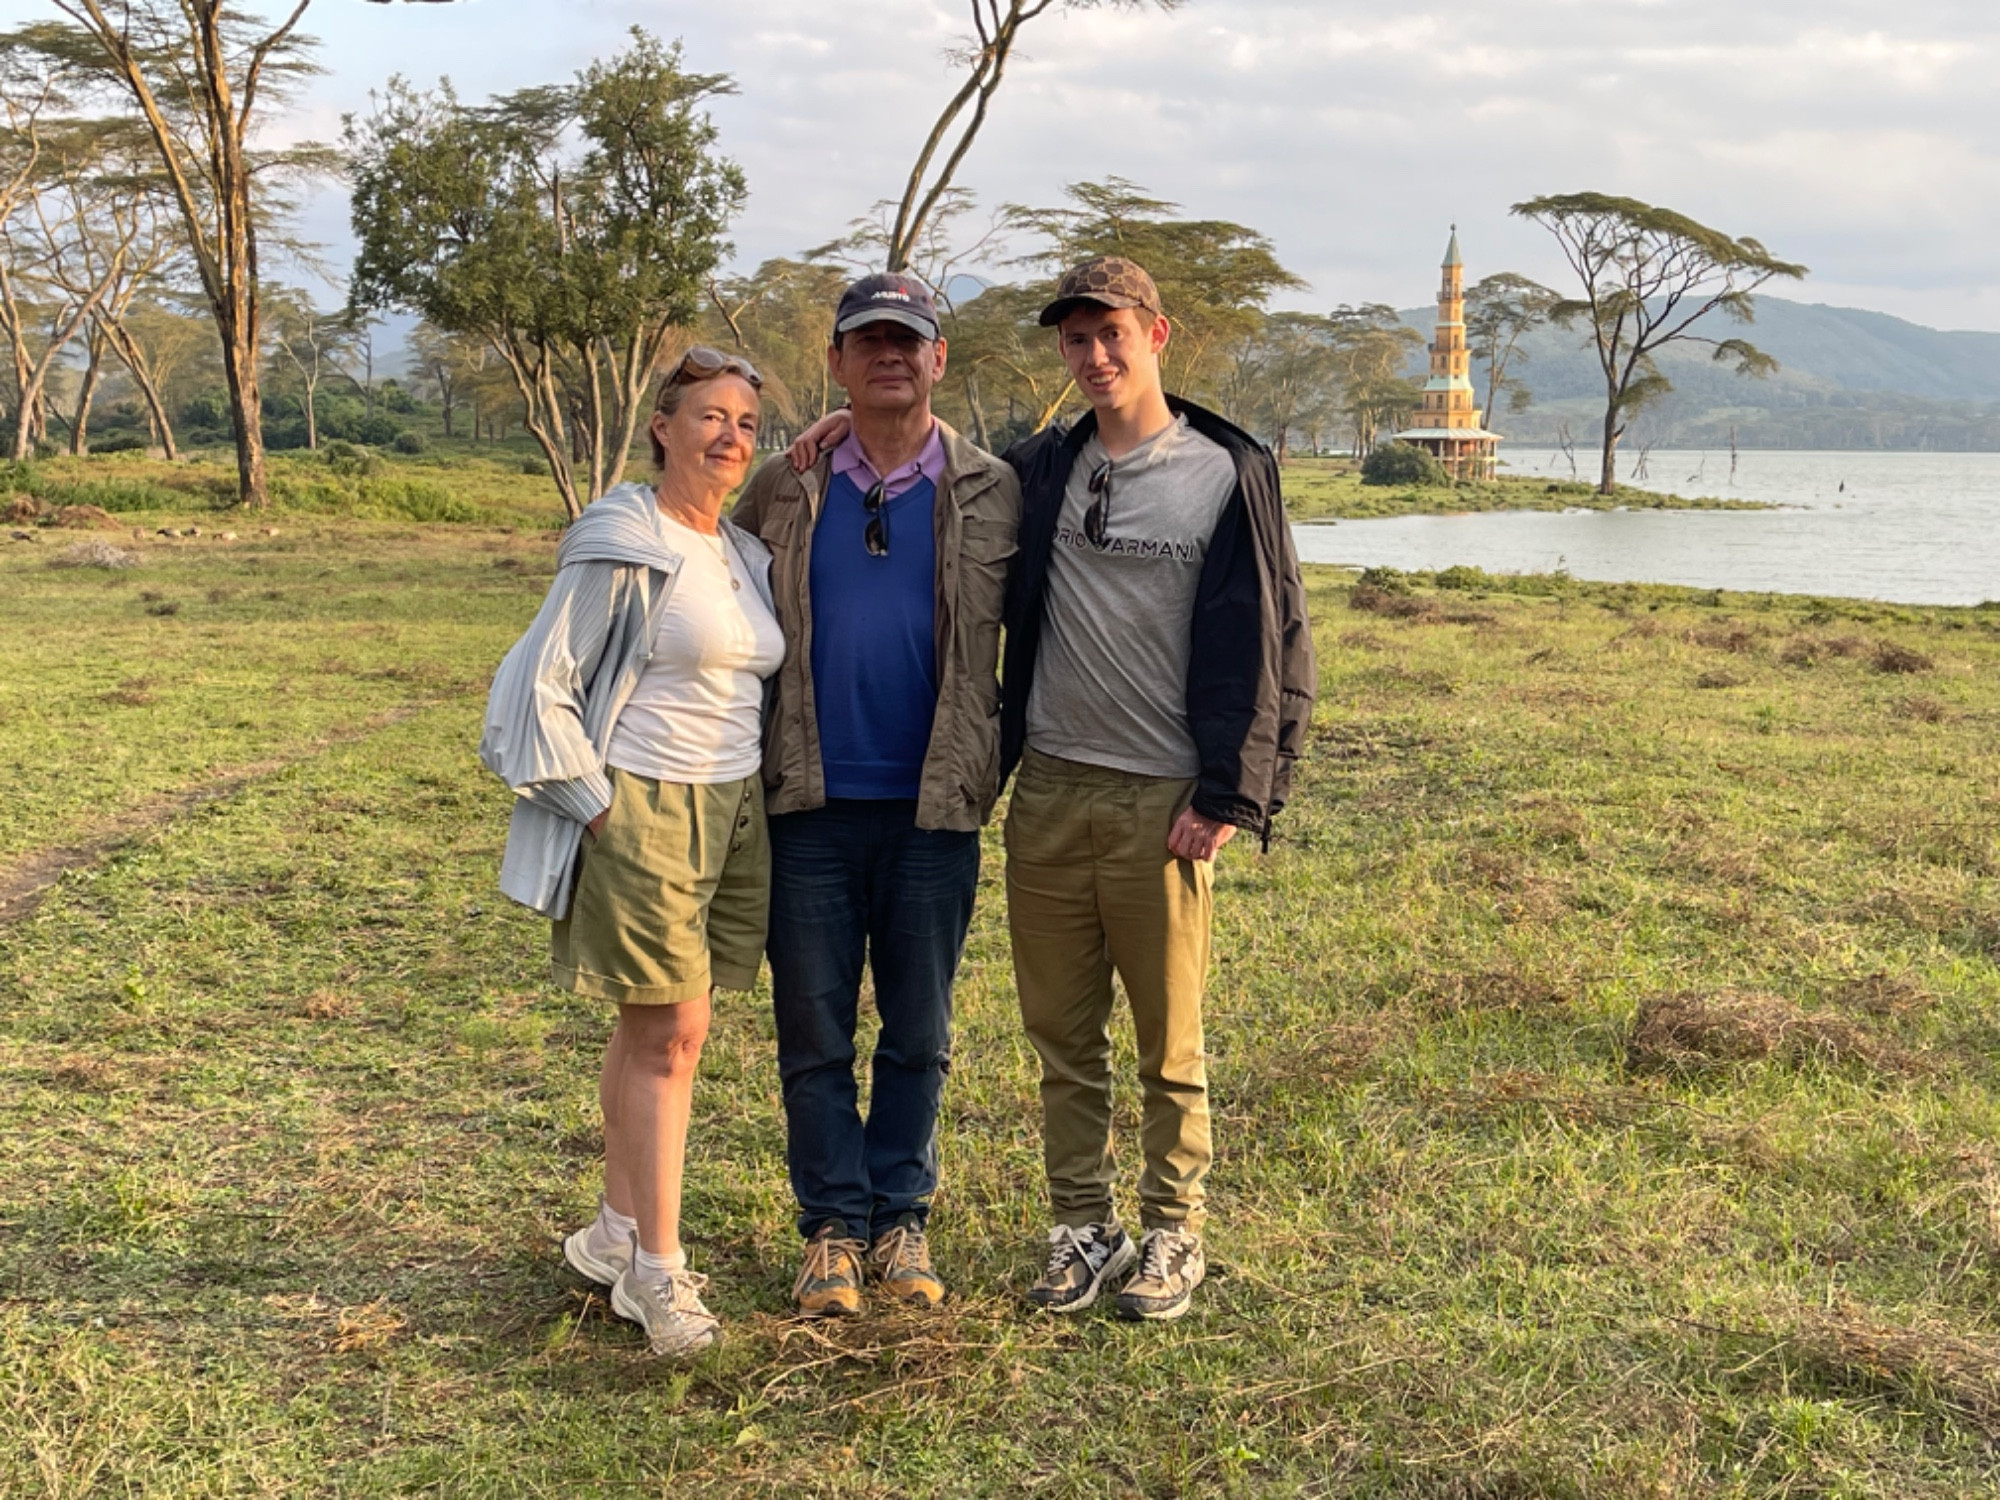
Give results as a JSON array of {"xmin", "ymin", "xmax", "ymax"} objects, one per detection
[{"xmin": 479, "ymin": 482, "xmax": 776, "ymax": 918}]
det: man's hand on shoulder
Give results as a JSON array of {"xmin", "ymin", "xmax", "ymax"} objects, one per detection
[{"xmin": 1167, "ymin": 806, "xmax": 1237, "ymax": 863}]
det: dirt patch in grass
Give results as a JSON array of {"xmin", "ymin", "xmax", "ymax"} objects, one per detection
[
  {"xmin": 1626, "ymin": 990, "xmax": 1913, "ymax": 1076},
  {"xmin": 1351, "ymin": 581, "xmax": 1433, "ymax": 619},
  {"xmin": 1694, "ymin": 669, "xmax": 1747, "ymax": 690},
  {"xmin": 1825, "ymin": 971, "xmax": 1936, "ymax": 1019},
  {"xmin": 1693, "ymin": 624, "xmax": 1761, "ymax": 654},
  {"xmin": 1786, "ymin": 1304, "xmax": 2000, "ymax": 1441},
  {"xmin": 1415, "ymin": 962, "xmax": 1580, "ymax": 1017},
  {"xmin": 0, "ymin": 702, "xmax": 430, "ymax": 925},
  {"xmin": 1873, "ymin": 643, "xmax": 1934, "ymax": 675},
  {"xmin": 1891, "ymin": 693, "xmax": 1951, "ymax": 723}
]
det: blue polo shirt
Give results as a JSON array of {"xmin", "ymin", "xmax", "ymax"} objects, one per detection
[{"xmin": 809, "ymin": 466, "xmax": 940, "ymax": 799}]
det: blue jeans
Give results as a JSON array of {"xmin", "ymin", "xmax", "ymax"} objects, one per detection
[{"xmin": 767, "ymin": 800, "xmax": 979, "ymax": 1241}]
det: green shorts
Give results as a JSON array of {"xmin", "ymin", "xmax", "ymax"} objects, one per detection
[{"xmin": 551, "ymin": 766, "xmax": 770, "ymax": 1004}]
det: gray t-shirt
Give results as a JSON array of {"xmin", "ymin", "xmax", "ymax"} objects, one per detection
[{"xmin": 1025, "ymin": 415, "xmax": 1237, "ymax": 778}]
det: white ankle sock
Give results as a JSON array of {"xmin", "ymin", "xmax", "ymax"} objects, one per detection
[
  {"xmin": 634, "ymin": 1245, "xmax": 687, "ymax": 1278},
  {"xmin": 587, "ymin": 1201, "xmax": 638, "ymax": 1257}
]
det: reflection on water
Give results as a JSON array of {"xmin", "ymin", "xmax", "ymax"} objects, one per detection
[{"xmin": 1292, "ymin": 449, "xmax": 2000, "ymax": 606}]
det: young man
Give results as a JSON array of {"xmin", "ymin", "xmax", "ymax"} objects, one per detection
[
  {"xmin": 733, "ymin": 273, "xmax": 1020, "ymax": 1316},
  {"xmin": 1000, "ymin": 255, "xmax": 1316, "ymax": 1320}
]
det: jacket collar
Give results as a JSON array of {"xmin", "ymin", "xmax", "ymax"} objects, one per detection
[
  {"xmin": 557, "ymin": 482, "xmax": 684, "ymax": 572},
  {"xmin": 799, "ymin": 416, "xmax": 999, "ymax": 515}
]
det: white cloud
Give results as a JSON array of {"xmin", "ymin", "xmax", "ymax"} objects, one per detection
[{"xmin": 278, "ymin": 0, "xmax": 2000, "ymax": 331}]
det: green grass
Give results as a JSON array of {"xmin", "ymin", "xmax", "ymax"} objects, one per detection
[
  {"xmin": 1281, "ymin": 455, "xmax": 1772, "ymax": 522},
  {"xmin": 5, "ymin": 521, "xmax": 2000, "ymax": 1496},
  {"xmin": 9, "ymin": 447, "xmax": 569, "ymax": 531}
]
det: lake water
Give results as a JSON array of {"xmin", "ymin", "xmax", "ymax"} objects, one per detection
[{"xmin": 1292, "ymin": 449, "xmax": 2000, "ymax": 606}]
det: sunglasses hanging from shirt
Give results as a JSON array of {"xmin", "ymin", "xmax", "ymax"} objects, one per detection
[
  {"xmin": 863, "ymin": 480, "xmax": 890, "ymax": 557},
  {"xmin": 1084, "ymin": 458, "xmax": 1113, "ymax": 549}
]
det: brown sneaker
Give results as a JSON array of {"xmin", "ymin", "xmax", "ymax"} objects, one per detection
[
  {"xmin": 869, "ymin": 1213, "xmax": 945, "ymax": 1308},
  {"xmin": 793, "ymin": 1220, "xmax": 867, "ymax": 1317}
]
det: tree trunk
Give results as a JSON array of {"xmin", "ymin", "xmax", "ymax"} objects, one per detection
[
  {"xmin": 68, "ymin": 329, "xmax": 107, "ymax": 455},
  {"xmin": 219, "ymin": 302, "xmax": 268, "ymax": 508},
  {"xmin": 105, "ymin": 323, "xmax": 178, "ymax": 460},
  {"xmin": 963, "ymin": 373, "xmax": 990, "ymax": 451},
  {"xmin": 1598, "ymin": 396, "xmax": 1620, "ymax": 495},
  {"xmin": 303, "ymin": 383, "xmax": 317, "ymax": 450}
]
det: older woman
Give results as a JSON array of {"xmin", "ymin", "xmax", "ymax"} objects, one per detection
[{"xmin": 481, "ymin": 348, "xmax": 781, "ymax": 1357}]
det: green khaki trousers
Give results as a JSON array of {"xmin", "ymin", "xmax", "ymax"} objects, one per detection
[{"xmin": 1004, "ymin": 748, "xmax": 1214, "ymax": 1233}]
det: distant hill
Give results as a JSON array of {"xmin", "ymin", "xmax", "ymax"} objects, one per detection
[{"xmin": 1397, "ymin": 296, "xmax": 2000, "ymax": 450}]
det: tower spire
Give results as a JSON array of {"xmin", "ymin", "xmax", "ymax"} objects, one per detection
[{"xmin": 1444, "ymin": 224, "xmax": 1462, "ymax": 268}]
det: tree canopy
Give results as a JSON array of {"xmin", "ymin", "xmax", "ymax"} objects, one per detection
[
  {"xmin": 1512, "ymin": 192, "xmax": 1806, "ymax": 492},
  {"xmin": 345, "ymin": 29, "xmax": 745, "ymax": 517}
]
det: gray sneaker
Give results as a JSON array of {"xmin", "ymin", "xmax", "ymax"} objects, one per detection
[
  {"xmin": 561, "ymin": 1205, "xmax": 633, "ymax": 1287},
  {"xmin": 1115, "ymin": 1227, "xmax": 1205, "ymax": 1322},
  {"xmin": 611, "ymin": 1261, "xmax": 722, "ymax": 1357},
  {"xmin": 1025, "ymin": 1222, "xmax": 1137, "ymax": 1313}
]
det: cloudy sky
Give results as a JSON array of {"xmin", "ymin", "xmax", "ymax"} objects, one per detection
[{"xmin": 279, "ymin": 0, "xmax": 2000, "ymax": 330}]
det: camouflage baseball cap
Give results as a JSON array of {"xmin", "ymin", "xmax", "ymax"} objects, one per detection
[{"xmin": 1037, "ymin": 255, "xmax": 1163, "ymax": 326}]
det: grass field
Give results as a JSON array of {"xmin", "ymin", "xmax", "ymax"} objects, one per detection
[{"xmin": 5, "ymin": 506, "xmax": 2000, "ymax": 1497}]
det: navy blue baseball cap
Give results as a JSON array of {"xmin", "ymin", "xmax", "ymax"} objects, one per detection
[{"xmin": 834, "ymin": 272, "xmax": 941, "ymax": 340}]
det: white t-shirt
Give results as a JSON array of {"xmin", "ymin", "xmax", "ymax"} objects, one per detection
[{"xmin": 604, "ymin": 515, "xmax": 785, "ymax": 784}]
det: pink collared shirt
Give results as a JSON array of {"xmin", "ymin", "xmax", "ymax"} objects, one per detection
[{"xmin": 830, "ymin": 421, "xmax": 946, "ymax": 502}]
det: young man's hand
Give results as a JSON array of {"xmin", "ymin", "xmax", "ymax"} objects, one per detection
[
  {"xmin": 787, "ymin": 410, "xmax": 852, "ymax": 471},
  {"xmin": 1166, "ymin": 807, "xmax": 1236, "ymax": 863}
]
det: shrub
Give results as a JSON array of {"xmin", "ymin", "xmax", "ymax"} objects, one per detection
[
  {"xmin": 89, "ymin": 435, "xmax": 147, "ymax": 455},
  {"xmin": 1434, "ymin": 565, "xmax": 1492, "ymax": 591},
  {"xmin": 357, "ymin": 476, "xmax": 481, "ymax": 523},
  {"xmin": 320, "ymin": 441, "xmax": 385, "ymax": 479},
  {"xmin": 1357, "ymin": 566, "xmax": 1410, "ymax": 593},
  {"xmin": 1360, "ymin": 444, "xmax": 1451, "ymax": 487},
  {"xmin": 391, "ymin": 429, "xmax": 428, "ymax": 455},
  {"xmin": 520, "ymin": 457, "xmax": 545, "ymax": 476},
  {"xmin": 353, "ymin": 415, "xmax": 403, "ymax": 447}
]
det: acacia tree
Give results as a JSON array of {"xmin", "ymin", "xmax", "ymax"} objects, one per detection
[
  {"xmin": 883, "ymin": 0, "xmax": 1177, "ymax": 273},
  {"xmin": 263, "ymin": 287, "xmax": 356, "ymax": 449},
  {"xmin": 36, "ymin": 2, "xmax": 337, "ymax": 507},
  {"xmin": 1511, "ymin": 192, "xmax": 1806, "ymax": 493},
  {"xmin": 1007, "ymin": 178, "xmax": 1303, "ymax": 409},
  {"xmin": 1251, "ymin": 311, "xmax": 1339, "ymax": 462},
  {"xmin": 44, "ymin": 125, "xmax": 179, "ymax": 454},
  {"xmin": 1325, "ymin": 303, "xmax": 1422, "ymax": 457},
  {"xmin": 105, "ymin": 291, "xmax": 206, "ymax": 453},
  {"xmin": 1463, "ymin": 271, "xmax": 1556, "ymax": 423},
  {"xmin": 347, "ymin": 31, "xmax": 745, "ymax": 519},
  {"xmin": 706, "ymin": 256, "xmax": 849, "ymax": 441}
]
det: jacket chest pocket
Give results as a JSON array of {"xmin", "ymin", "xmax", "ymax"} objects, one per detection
[{"xmin": 959, "ymin": 516, "xmax": 1017, "ymax": 566}]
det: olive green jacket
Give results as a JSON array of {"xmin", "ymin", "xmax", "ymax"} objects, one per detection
[{"xmin": 731, "ymin": 420, "xmax": 1021, "ymax": 831}]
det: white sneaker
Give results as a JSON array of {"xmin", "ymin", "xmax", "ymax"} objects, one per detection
[
  {"xmin": 562, "ymin": 1221, "xmax": 632, "ymax": 1287},
  {"xmin": 611, "ymin": 1262, "xmax": 722, "ymax": 1357}
]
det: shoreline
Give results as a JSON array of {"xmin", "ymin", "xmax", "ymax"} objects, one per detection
[{"xmin": 1281, "ymin": 460, "xmax": 1770, "ymax": 522}]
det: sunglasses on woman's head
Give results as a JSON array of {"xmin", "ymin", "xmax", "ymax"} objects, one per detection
[
  {"xmin": 671, "ymin": 345, "xmax": 763, "ymax": 389},
  {"xmin": 1083, "ymin": 458, "xmax": 1113, "ymax": 549}
]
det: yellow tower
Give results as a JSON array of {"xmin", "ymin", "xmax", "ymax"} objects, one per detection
[{"xmin": 1392, "ymin": 227, "xmax": 1501, "ymax": 479}]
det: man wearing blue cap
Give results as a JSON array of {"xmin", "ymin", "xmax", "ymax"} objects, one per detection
[{"xmin": 734, "ymin": 274, "xmax": 1021, "ymax": 1316}]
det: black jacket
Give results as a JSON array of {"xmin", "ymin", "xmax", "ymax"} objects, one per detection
[{"xmin": 999, "ymin": 397, "xmax": 1317, "ymax": 842}]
